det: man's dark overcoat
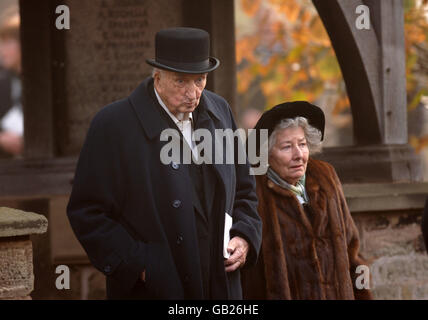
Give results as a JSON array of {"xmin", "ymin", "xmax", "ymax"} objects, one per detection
[{"xmin": 67, "ymin": 77, "xmax": 262, "ymax": 299}]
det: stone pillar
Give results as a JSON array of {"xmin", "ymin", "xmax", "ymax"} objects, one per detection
[
  {"xmin": 183, "ymin": 0, "xmax": 237, "ymax": 114},
  {"xmin": 0, "ymin": 207, "xmax": 48, "ymax": 300},
  {"xmin": 312, "ymin": 0, "xmax": 422, "ymax": 182},
  {"xmin": 60, "ymin": 0, "xmax": 186, "ymax": 156}
]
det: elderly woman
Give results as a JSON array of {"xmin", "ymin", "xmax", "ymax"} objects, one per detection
[{"xmin": 242, "ymin": 101, "xmax": 372, "ymax": 300}]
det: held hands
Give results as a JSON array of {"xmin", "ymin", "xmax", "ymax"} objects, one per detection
[{"xmin": 224, "ymin": 236, "xmax": 249, "ymax": 272}]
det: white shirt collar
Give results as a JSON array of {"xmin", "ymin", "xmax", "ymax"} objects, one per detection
[
  {"xmin": 153, "ymin": 85, "xmax": 198, "ymax": 161},
  {"xmin": 154, "ymin": 86, "xmax": 193, "ymax": 123}
]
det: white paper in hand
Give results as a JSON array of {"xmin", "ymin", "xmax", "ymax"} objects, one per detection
[{"xmin": 223, "ymin": 212, "xmax": 233, "ymax": 259}]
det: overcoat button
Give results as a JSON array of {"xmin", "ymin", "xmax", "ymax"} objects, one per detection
[
  {"xmin": 171, "ymin": 162, "xmax": 179, "ymax": 170},
  {"xmin": 177, "ymin": 235, "xmax": 184, "ymax": 244},
  {"xmin": 172, "ymin": 200, "xmax": 181, "ymax": 208},
  {"xmin": 104, "ymin": 265, "xmax": 112, "ymax": 274}
]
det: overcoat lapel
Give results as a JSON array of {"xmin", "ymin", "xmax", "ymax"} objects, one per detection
[
  {"xmin": 198, "ymin": 94, "xmax": 234, "ymax": 216},
  {"xmin": 128, "ymin": 77, "xmax": 233, "ymax": 216}
]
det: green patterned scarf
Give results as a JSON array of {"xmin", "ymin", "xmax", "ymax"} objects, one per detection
[{"xmin": 267, "ymin": 167, "xmax": 309, "ymax": 204}]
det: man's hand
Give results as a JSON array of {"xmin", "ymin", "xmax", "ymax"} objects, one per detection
[{"xmin": 224, "ymin": 236, "xmax": 249, "ymax": 272}]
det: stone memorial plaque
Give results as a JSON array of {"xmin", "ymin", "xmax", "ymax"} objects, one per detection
[{"xmin": 63, "ymin": 0, "xmax": 184, "ymax": 155}]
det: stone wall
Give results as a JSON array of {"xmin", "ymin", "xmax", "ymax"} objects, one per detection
[
  {"xmin": 345, "ymin": 182, "xmax": 428, "ymax": 300},
  {"xmin": 0, "ymin": 207, "xmax": 47, "ymax": 300},
  {"xmin": 61, "ymin": 0, "xmax": 185, "ymax": 156},
  {"xmin": 354, "ymin": 209, "xmax": 428, "ymax": 299}
]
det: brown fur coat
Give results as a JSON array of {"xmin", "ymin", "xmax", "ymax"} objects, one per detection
[{"xmin": 242, "ymin": 159, "xmax": 372, "ymax": 300}]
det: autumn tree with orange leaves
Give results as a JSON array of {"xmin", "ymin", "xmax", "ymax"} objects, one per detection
[{"xmin": 236, "ymin": 0, "xmax": 428, "ymax": 151}]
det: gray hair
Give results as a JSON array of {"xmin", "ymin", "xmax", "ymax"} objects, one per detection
[{"xmin": 268, "ymin": 117, "xmax": 323, "ymax": 155}]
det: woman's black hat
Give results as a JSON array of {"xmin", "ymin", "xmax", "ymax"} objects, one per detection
[
  {"xmin": 146, "ymin": 27, "xmax": 220, "ymax": 74},
  {"xmin": 253, "ymin": 101, "xmax": 325, "ymax": 140}
]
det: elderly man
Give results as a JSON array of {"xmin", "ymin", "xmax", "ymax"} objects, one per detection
[{"xmin": 67, "ymin": 27, "xmax": 262, "ymax": 300}]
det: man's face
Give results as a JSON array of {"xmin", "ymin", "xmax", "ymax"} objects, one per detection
[{"xmin": 154, "ymin": 70, "xmax": 207, "ymax": 116}]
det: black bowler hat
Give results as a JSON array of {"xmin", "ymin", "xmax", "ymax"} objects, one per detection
[
  {"xmin": 253, "ymin": 101, "xmax": 325, "ymax": 140},
  {"xmin": 146, "ymin": 27, "xmax": 220, "ymax": 74}
]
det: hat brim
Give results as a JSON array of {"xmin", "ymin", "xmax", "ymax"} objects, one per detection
[
  {"xmin": 253, "ymin": 101, "xmax": 325, "ymax": 141},
  {"xmin": 146, "ymin": 57, "xmax": 220, "ymax": 74}
]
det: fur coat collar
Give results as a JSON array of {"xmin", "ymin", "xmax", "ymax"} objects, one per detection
[{"xmin": 242, "ymin": 158, "xmax": 372, "ymax": 300}]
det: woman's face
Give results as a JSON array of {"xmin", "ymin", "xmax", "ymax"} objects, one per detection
[{"xmin": 269, "ymin": 126, "xmax": 309, "ymax": 185}]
